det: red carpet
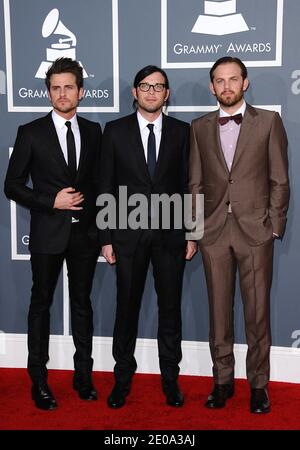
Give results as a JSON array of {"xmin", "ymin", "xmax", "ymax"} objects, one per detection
[{"xmin": 0, "ymin": 368, "xmax": 299, "ymax": 430}]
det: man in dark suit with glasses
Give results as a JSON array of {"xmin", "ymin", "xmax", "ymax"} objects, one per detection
[{"xmin": 99, "ymin": 65, "xmax": 197, "ymax": 409}]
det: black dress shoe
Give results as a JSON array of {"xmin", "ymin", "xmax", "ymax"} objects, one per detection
[
  {"xmin": 250, "ymin": 388, "xmax": 270, "ymax": 414},
  {"xmin": 205, "ymin": 384, "xmax": 234, "ymax": 408},
  {"xmin": 31, "ymin": 384, "xmax": 58, "ymax": 411},
  {"xmin": 162, "ymin": 381, "xmax": 184, "ymax": 407},
  {"xmin": 73, "ymin": 380, "xmax": 98, "ymax": 400},
  {"xmin": 107, "ymin": 383, "xmax": 130, "ymax": 409}
]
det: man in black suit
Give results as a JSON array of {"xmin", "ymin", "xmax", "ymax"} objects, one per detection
[
  {"xmin": 4, "ymin": 58, "xmax": 102, "ymax": 410},
  {"xmin": 99, "ymin": 65, "xmax": 197, "ymax": 408}
]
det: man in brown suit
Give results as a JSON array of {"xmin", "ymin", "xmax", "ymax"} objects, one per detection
[{"xmin": 189, "ymin": 57, "xmax": 289, "ymax": 413}]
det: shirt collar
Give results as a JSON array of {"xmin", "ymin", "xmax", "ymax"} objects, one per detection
[
  {"xmin": 52, "ymin": 110, "xmax": 78, "ymax": 130},
  {"xmin": 137, "ymin": 111, "xmax": 163, "ymax": 132},
  {"xmin": 219, "ymin": 100, "xmax": 246, "ymax": 118}
]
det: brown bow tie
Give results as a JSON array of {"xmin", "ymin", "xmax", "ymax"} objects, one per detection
[{"xmin": 218, "ymin": 113, "xmax": 243, "ymax": 126}]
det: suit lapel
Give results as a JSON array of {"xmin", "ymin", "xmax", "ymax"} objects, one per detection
[
  {"xmin": 232, "ymin": 104, "xmax": 258, "ymax": 170},
  {"xmin": 206, "ymin": 111, "xmax": 229, "ymax": 172},
  {"xmin": 152, "ymin": 113, "xmax": 168, "ymax": 182},
  {"xmin": 76, "ymin": 116, "xmax": 89, "ymax": 182},
  {"xmin": 129, "ymin": 113, "xmax": 172, "ymax": 183},
  {"xmin": 42, "ymin": 113, "xmax": 70, "ymax": 178},
  {"xmin": 130, "ymin": 113, "xmax": 151, "ymax": 181}
]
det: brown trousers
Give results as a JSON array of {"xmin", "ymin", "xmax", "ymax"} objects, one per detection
[{"xmin": 200, "ymin": 214, "xmax": 274, "ymax": 388}]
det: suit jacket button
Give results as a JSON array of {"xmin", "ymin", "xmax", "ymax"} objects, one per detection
[{"xmin": 229, "ymin": 179, "xmax": 234, "ymax": 184}]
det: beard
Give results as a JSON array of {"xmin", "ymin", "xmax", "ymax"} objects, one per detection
[
  {"xmin": 52, "ymin": 98, "xmax": 79, "ymax": 115},
  {"xmin": 139, "ymin": 104, "xmax": 162, "ymax": 114},
  {"xmin": 138, "ymin": 100, "xmax": 165, "ymax": 114},
  {"xmin": 54, "ymin": 105, "xmax": 76, "ymax": 114},
  {"xmin": 215, "ymin": 88, "xmax": 244, "ymax": 108}
]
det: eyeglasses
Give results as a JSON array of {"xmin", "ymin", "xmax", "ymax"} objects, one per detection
[{"xmin": 138, "ymin": 82, "xmax": 166, "ymax": 92}]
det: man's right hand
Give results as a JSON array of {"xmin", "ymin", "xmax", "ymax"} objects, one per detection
[
  {"xmin": 102, "ymin": 244, "xmax": 116, "ymax": 264},
  {"xmin": 53, "ymin": 187, "xmax": 84, "ymax": 210}
]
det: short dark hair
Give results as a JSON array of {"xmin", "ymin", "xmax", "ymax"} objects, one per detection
[
  {"xmin": 209, "ymin": 57, "xmax": 248, "ymax": 82},
  {"xmin": 45, "ymin": 58, "xmax": 83, "ymax": 91},
  {"xmin": 133, "ymin": 65, "xmax": 169, "ymax": 89},
  {"xmin": 132, "ymin": 65, "xmax": 169, "ymax": 109}
]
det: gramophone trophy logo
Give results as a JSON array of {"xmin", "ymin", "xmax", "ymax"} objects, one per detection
[
  {"xmin": 4, "ymin": 0, "xmax": 119, "ymax": 112},
  {"xmin": 35, "ymin": 8, "xmax": 88, "ymax": 78},
  {"xmin": 192, "ymin": 0, "xmax": 249, "ymax": 35}
]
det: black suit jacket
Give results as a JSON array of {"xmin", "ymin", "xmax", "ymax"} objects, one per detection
[
  {"xmin": 99, "ymin": 112, "xmax": 190, "ymax": 255},
  {"xmin": 4, "ymin": 112, "xmax": 102, "ymax": 254}
]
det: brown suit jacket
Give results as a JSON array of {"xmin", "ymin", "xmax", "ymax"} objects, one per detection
[{"xmin": 189, "ymin": 104, "xmax": 290, "ymax": 246}]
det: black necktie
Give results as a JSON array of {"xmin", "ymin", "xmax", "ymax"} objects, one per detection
[
  {"xmin": 65, "ymin": 121, "xmax": 77, "ymax": 182},
  {"xmin": 218, "ymin": 113, "xmax": 243, "ymax": 126},
  {"xmin": 147, "ymin": 123, "xmax": 156, "ymax": 179}
]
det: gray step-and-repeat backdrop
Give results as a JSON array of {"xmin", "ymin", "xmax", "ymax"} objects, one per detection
[{"xmin": 0, "ymin": 0, "xmax": 299, "ymax": 377}]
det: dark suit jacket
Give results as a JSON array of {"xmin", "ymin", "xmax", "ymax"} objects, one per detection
[
  {"xmin": 189, "ymin": 104, "xmax": 290, "ymax": 246},
  {"xmin": 99, "ymin": 112, "xmax": 190, "ymax": 255},
  {"xmin": 4, "ymin": 112, "xmax": 102, "ymax": 254}
]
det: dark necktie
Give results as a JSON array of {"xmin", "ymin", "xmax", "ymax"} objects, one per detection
[
  {"xmin": 218, "ymin": 113, "xmax": 243, "ymax": 126},
  {"xmin": 65, "ymin": 121, "xmax": 77, "ymax": 182},
  {"xmin": 147, "ymin": 123, "xmax": 156, "ymax": 179}
]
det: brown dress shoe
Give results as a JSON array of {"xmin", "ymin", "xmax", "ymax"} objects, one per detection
[
  {"xmin": 250, "ymin": 388, "xmax": 270, "ymax": 414},
  {"xmin": 205, "ymin": 384, "xmax": 234, "ymax": 408}
]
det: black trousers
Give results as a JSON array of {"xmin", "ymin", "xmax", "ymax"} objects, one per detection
[
  {"xmin": 28, "ymin": 223, "xmax": 99, "ymax": 385},
  {"xmin": 113, "ymin": 231, "xmax": 186, "ymax": 387}
]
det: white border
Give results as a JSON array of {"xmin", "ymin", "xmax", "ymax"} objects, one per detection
[
  {"xmin": 9, "ymin": 197, "xmax": 105, "ymax": 336},
  {"xmin": 10, "ymin": 192, "xmax": 105, "ymax": 264},
  {"xmin": 8, "ymin": 147, "xmax": 106, "ymax": 337},
  {"xmin": 9, "ymin": 146, "xmax": 106, "ymax": 264},
  {"xmin": 0, "ymin": 334, "xmax": 299, "ymax": 383},
  {"xmin": 8, "ymin": 147, "xmax": 30, "ymax": 261},
  {"xmin": 4, "ymin": 0, "xmax": 119, "ymax": 112},
  {"xmin": 161, "ymin": 0, "xmax": 284, "ymax": 68}
]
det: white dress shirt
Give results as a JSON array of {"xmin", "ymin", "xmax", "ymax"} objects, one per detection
[
  {"xmin": 52, "ymin": 110, "xmax": 81, "ymax": 222},
  {"xmin": 51, "ymin": 110, "xmax": 81, "ymax": 169},
  {"xmin": 137, "ymin": 111, "xmax": 162, "ymax": 162}
]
